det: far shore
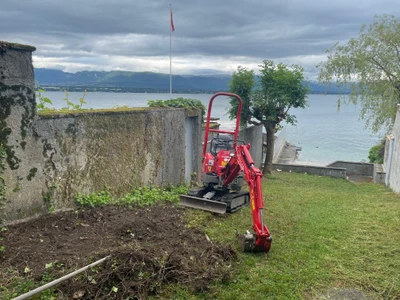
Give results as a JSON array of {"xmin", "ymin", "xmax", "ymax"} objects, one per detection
[{"xmin": 36, "ymin": 87, "xmax": 350, "ymax": 96}]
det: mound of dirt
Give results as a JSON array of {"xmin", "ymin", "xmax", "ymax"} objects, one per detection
[{"xmin": 0, "ymin": 204, "xmax": 236, "ymax": 299}]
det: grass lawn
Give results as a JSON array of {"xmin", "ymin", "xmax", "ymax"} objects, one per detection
[{"xmin": 164, "ymin": 172, "xmax": 400, "ymax": 299}]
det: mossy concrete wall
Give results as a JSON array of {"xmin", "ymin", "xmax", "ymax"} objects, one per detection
[
  {"xmin": 0, "ymin": 41, "xmax": 201, "ymax": 224},
  {"xmin": 0, "ymin": 41, "xmax": 47, "ymax": 223},
  {"xmin": 238, "ymin": 125, "xmax": 263, "ymax": 168},
  {"xmin": 386, "ymin": 105, "xmax": 400, "ymax": 193},
  {"xmin": 327, "ymin": 161, "xmax": 374, "ymax": 176},
  {"xmin": 272, "ymin": 163, "xmax": 347, "ymax": 178}
]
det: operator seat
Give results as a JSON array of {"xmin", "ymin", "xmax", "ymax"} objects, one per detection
[{"xmin": 210, "ymin": 134, "xmax": 233, "ymax": 157}]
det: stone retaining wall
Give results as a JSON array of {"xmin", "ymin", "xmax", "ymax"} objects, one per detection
[{"xmin": 0, "ymin": 41, "xmax": 201, "ymax": 223}]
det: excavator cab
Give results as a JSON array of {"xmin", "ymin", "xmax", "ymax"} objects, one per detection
[
  {"xmin": 207, "ymin": 134, "xmax": 244, "ymax": 192},
  {"xmin": 210, "ymin": 135, "xmax": 233, "ymax": 157}
]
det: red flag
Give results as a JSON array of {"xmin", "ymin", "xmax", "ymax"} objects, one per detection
[{"xmin": 170, "ymin": 5, "xmax": 175, "ymax": 32}]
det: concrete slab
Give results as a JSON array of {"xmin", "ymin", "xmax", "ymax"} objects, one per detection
[
  {"xmin": 276, "ymin": 142, "xmax": 301, "ymax": 164},
  {"xmin": 347, "ymin": 175, "xmax": 373, "ymax": 184}
]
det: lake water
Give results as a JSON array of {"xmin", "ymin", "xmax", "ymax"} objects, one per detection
[{"xmin": 44, "ymin": 91, "xmax": 382, "ymax": 164}]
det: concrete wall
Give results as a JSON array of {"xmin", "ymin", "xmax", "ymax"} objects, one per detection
[
  {"xmin": 373, "ymin": 164, "xmax": 386, "ymax": 185},
  {"xmin": 386, "ymin": 105, "xmax": 400, "ymax": 193},
  {"xmin": 273, "ymin": 134, "xmax": 286, "ymax": 163},
  {"xmin": 0, "ymin": 42, "xmax": 202, "ymax": 224},
  {"xmin": 185, "ymin": 116, "xmax": 202, "ymax": 182},
  {"xmin": 272, "ymin": 163, "xmax": 347, "ymax": 179},
  {"xmin": 239, "ymin": 125, "xmax": 263, "ymax": 168},
  {"xmin": 272, "ymin": 161, "xmax": 380, "ymax": 181},
  {"xmin": 0, "ymin": 42, "xmax": 44, "ymax": 223},
  {"xmin": 383, "ymin": 136, "xmax": 390, "ymax": 171},
  {"xmin": 327, "ymin": 161, "xmax": 374, "ymax": 176}
]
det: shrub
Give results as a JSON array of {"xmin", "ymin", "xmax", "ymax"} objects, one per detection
[
  {"xmin": 368, "ymin": 139, "xmax": 385, "ymax": 164},
  {"xmin": 148, "ymin": 97, "xmax": 206, "ymax": 120},
  {"xmin": 76, "ymin": 185, "xmax": 188, "ymax": 208}
]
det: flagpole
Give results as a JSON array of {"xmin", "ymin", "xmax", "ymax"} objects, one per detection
[{"xmin": 169, "ymin": 4, "xmax": 172, "ymax": 97}]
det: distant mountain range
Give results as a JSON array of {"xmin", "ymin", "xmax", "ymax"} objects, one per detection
[{"xmin": 34, "ymin": 68, "xmax": 350, "ymax": 94}]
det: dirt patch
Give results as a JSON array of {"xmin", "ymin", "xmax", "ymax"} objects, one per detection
[{"xmin": 0, "ymin": 204, "xmax": 236, "ymax": 299}]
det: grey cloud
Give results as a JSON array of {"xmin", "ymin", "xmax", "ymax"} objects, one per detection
[{"xmin": 1, "ymin": 0, "xmax": 399, "ymax": 74}]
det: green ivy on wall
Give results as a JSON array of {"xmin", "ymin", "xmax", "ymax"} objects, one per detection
[
  {"xmin": 148, "ymin": 97, "xmax": 205, "ymax": 120},
  {"xmin": 0, "ymin": 144, "xmax": 6, "ymax": 223}
]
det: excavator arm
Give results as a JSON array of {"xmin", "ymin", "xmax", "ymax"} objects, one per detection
[{"xmin": 222, "ymin": 144, "xmax": 272, "ymax": 252}]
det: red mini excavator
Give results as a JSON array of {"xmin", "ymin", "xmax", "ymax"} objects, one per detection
[{"xmin": 179, "ymin": 92, "xmax": 272, "ymax": 252}]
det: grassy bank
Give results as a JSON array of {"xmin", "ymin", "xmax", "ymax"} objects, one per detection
[
  {"xmin": 167, "ymin": 172, "xmax": 400, "ymax": 299},
  {"xmin": 2, "ymin": 173, "xmax": 399, "ymax": 299}
]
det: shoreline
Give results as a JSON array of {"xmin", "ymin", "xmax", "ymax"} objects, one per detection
[
  {"xmin": 292, "ymin": 160, "xmax": 328, "ymax": 167},
  {"xmin": 38, "ymin": 89, "xmax": 349, "ymax": 96}
]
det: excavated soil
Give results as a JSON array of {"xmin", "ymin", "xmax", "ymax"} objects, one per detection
[{"xmin": 0, "ymin": 204, "xmax": 236, "ymax": 299}]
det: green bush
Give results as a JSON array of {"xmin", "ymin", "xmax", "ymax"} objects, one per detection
[
  {"xmin": 76, "ymin": 185, "xmax": 188, "ymax": 208},
  {"xmin": 368, "ymin": 139, "xmax": 385, "ymax": 164},
  {"xmin": 76, "ymin": 190, "xmax": 114, "ymax": 207},
  {"xmin": 148, "ymin": 97, "xmax": 206, "ymax": 120}
]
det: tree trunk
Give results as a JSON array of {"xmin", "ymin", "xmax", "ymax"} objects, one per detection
[{"xmin": 263, "ymin": 125, "xmax": 276, "ymax": 175}]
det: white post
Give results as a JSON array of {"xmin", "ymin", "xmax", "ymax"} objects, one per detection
[
  {"xmin": 170, "ymin": 4, "xmax": 172, "ymax": 97},
  {"xmin": 385, "ymin": 135, "xmax": 395, "ymax": 186}
]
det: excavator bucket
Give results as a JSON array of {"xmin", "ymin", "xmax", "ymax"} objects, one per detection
[{"xmin": 179, "ymin": 195, "xmax": 227, "ymax": 214}]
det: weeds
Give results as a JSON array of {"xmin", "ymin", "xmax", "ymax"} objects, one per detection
[
  {"xmin": 76, "ymin": 185, "xmax": 188, "ymax": 208},
  {"xmin": 36, "ymin": 84, "xmax": 54, "ymax": 112},
  {"xmin": 62, "ymin": 89, "xmax": 87, "ymax": 110},
  {"xmin": 76, "ymin": 190, "xmax": 114, "ymax": 207},
  {"xmin": 36, "ymin": 83, "xmax": 87, "ymax": 112}
]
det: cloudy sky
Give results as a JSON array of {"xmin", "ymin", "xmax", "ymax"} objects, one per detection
[{"xmin": 1, "ymin": 0, "xmax": 398, "ymax": 79}]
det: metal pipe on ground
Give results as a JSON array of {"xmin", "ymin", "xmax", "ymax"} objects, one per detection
[{"xmin": 12, "ymin": 255, "xmax": 111, "ymax": 300}]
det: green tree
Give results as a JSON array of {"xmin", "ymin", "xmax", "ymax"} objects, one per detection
[
  {"xmin": 229, "ymin": 61, "xmax": 308, "ymax": 174},
  {"xmin": 228, "ymin": 66, "xmax": 255, "ymax": 127},
  {"xmin": 318, "ymin": 14, "xmax": 400, "ymax": 133}
]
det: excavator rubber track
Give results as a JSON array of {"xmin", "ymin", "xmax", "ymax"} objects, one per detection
[{"xmin": 179, "ymin": 188, "xmax": 249, "ymax": 214}]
